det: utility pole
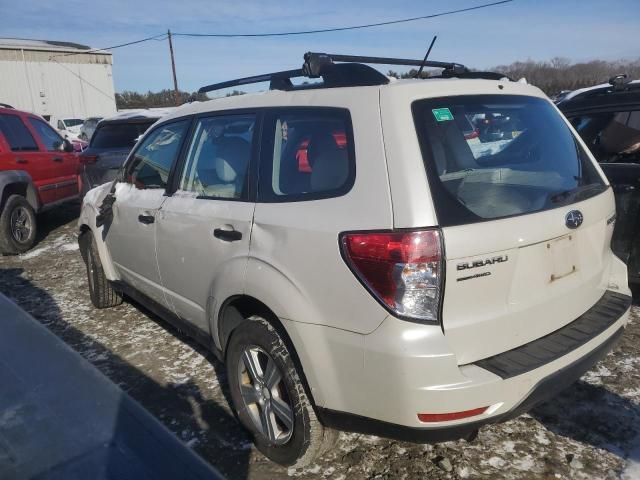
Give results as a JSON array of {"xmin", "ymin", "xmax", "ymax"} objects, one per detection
[{"xmin": 167, "ymin": 29, "xmax": 180, "ymax": 106}]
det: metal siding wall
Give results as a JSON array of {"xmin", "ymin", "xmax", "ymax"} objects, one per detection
[
  {"xmin": 0, "ymin": 48, "xmax": 117, "ymax": 120},
  {"xmin": 0, "ymin": 50, "xmax": 38, "ymax": 112}
]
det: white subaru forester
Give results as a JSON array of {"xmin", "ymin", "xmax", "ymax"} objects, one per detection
[{"xmin": 78, "ymin": 52, "xmax": 632, "ymax": 467}]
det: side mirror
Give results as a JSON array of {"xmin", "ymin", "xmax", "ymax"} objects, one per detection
[{"xmin": 62, "ymin": 139, "xmax": 74, "ymax": 153}]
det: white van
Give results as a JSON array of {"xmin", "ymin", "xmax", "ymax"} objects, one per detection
[
  {"xmin": 78, "ymin": 52, "xmax": 632, "ymax": 467},
  {"xmin": 52, "ymin": 116, "xmax": 84, "ymax": 140}
]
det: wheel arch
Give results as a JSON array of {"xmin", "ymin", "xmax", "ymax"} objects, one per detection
[
  {"xmin": 217, "ymin": 294, "xmax": 323, "ymax": 409},
  {"xmin": 0, "ymin": 171, "xmax": 40, "ymax": 212},
  {"xmin": 77, "ymin": 218, "xmax": 119, "ymax": 280}
]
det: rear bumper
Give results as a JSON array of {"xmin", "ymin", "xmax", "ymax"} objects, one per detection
[
  {"xmin": 310, "ymin": 290, "xmax": 631, "ymax": 439},
  {"xmin": 475, "ymin": 290, "xmax": 631, "ymax": 379},
  {"xmin": 318, "ymin": 325, "xmax": 624, "ymax": 442}
]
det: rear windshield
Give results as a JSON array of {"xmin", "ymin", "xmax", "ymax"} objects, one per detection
[
  {"xmin": 91, "ymin": 121, "xmax": 155, "ymax": 149},
  {"xmin": 64, "ymin": 119, "xmax": 84, "ymax": 127},
  {"xmin": 412, "ymin": 95, "xmax": 606, "ymax": 226}
]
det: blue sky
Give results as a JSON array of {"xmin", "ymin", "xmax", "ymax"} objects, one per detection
[{"xmin": 1, "ymin": 0, "xmax": 638, "ymax": 93}]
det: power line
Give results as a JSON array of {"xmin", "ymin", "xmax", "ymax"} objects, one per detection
[
  {"xmin": 49, "ymin": 0, "xmax": 513, "ymax": 59},
  {"xmin": 49, "ymin": 33, "xmax": 167, "ymax": 59},
  {"xmin": 173, "ymin": 0, "xmax": 513, "ymax": 38},
  {"xmin": 42, "ymin": 0, "xmax": 513, "ymax": 100}
]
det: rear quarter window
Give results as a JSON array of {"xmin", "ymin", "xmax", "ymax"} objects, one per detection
[
  {"xmin": 412, "ymin": 95, "xmax": 606, "ymax": 226},
  {"xmin": 258, "ymin": 108, "xmax": 355, "ymax": 202}
]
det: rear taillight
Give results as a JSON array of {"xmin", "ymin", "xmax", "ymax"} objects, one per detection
[
  {"xmin": 79, "ymin": 154, "xmax": 98, "ymax": 165},
  {"xmin": 340, "ymin": 229, "xmax": 443, "ymax": 323}
]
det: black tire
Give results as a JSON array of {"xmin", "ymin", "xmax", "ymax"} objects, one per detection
[
  {"xmin": 83, "ymin": 232, "xmax": 122, "ymax": 308},
  {"xmin": 0, "ymin": 194, "xmax": 37, "ymax": 255},
  {"xmin": 226, "ymin": 316, "xmax": 332, "ymax": 467}
]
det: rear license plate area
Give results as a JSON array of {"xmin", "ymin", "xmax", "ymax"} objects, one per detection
[{"xmin": 548, "ymin": 234, "xmax": 577, "ymax": 282}]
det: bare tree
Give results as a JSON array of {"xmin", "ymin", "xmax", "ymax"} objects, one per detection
[{"xmin": 493, "ymin": 58, "xmax": 640, "ymax": 95}]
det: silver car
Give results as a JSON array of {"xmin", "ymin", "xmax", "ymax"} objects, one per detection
[{"xmin": 79, "ymin": 116, "xmax": 103, "ymax": 142}]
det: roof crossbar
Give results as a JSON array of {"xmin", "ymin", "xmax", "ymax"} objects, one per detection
[
  {"xmin": 199, "ymin": 68, "xmax": 304, "ymax": 94},
  {"xmin": 198, "ymin": 51, "xmax": 472, "ymax": 94},
  {"xmin": 304, "ymin": 52, "xmax": 468, "ymax": 76}
]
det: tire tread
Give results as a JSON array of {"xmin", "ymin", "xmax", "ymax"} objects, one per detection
[{"xmin": 84, "ymin": 232, "xmax": 122, "ymax": 308}]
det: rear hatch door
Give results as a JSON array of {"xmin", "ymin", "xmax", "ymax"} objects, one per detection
[{"xmin": 412, "ymin": 94, "xmax": 614, "ymax": 364}]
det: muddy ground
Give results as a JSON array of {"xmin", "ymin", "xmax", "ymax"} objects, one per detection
[{"xmin": 1, "ymin": 204, "xmax": 640, "ymax": 480}]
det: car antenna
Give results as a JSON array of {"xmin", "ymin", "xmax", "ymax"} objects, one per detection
[{"xmin": 415, "ymin": 36, "xmax": 437, "ymax": 78}]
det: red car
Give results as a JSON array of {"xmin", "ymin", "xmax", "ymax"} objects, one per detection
[{"xmin": 0, "ymin": 106, "xmax": 80, "ymax": 254}]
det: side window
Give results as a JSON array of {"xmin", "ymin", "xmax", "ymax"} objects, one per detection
[
  {"xmin": 179, "ymin": 114, "xmax": 255, "ymax": 200},
  {"xmin": 0, "ymin": 114, "xmax": 38, "ymax": 151},
  {"xmin": 27, "ymin": 118, "xmax": 64, "ymax": 151},
  {"xmin": 125, "ymin": 120, "xmax": 190, "ymax": 189},
  {"xmin": 57, "ymin": 120, "xmax": 65, "ymax": 130},
  {"xmin": 260, "ymin": 109, "xmax": 354, "ymax": 201},
  {"xmin": 571, "ymin": 110, "xmax": 640, "ymax": 164}
]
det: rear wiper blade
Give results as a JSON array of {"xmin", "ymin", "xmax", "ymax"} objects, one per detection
[{"xmin": 549, "ymin": 184, "xmax": 607, "ymax": 204}]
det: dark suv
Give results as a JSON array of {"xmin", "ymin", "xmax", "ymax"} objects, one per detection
[
  {"xmin": 0, "ymin": 106, "xmax": 78, "ymax": 254},
  {"xmin": 79, "ymin": 111, "xmax": 167, "ymax": 194},
  {"xmin": 558, "ymin": 75, "xmax": 640, "ymax": 285}
]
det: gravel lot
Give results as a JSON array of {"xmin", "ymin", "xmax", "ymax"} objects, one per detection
[{"xmin": 1, "ymin": 204, "xmax": 640, "ymax": 480}]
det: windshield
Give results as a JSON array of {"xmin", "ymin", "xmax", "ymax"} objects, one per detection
[
  {"xmin": 91, "ymin": 121, "xmax": 155, "ymax": 149},
  {"xmin": 412, "ymin": 95, "xmax": 606, "ymax": 226},
  {"xmin": 63, "ymin": 119, "xmax": 84, "ymax": 127}
]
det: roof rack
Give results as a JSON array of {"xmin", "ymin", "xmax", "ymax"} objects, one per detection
[
  {"xmin": 198, "ymin": 51, "xmax": 497, "ymax": 95},
  {"xmin": 560, "ymin": 75, "xmax": 640, "ymax": 104},
  {"xmin": 608, "ymin": 74, "xmax": 639, "ymax": 91}
]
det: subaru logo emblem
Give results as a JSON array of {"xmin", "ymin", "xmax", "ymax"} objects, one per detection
[{"xmin": 565, "ymin": 210, "xmax": 584, "ymax": 229}]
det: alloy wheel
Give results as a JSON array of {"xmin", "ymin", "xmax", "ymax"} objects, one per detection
[
  {"xmin": 237, "ymin": 346, "xmax": 294, "ymax": 445},
  {"xmin": 10, "ymin": 206, "xmax": 32, "ymax": 244}
]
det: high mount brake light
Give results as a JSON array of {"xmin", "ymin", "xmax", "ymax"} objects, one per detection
[{"xmin": 340, "ymin": 229, "xmax": 443, "ymax": 322}]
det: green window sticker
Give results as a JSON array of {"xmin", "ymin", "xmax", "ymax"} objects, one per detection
[{"xmin": 432, "ymin": 107, "xmax": 454, "ymax": 122}]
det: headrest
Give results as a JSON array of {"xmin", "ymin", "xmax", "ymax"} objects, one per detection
[
  {"xmin": 310, "ymin": 146, "xmax": 349, "ymax": 192},
  {"xmin": 214, "ymin": 137, "xmax": 250, "ymax": 183},
  {"xmin": 307, "ymin": 131, "xmax": 339, "ymax": 168}
]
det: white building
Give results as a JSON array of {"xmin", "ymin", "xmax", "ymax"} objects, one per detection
[{"xmin": 0, "ymin": 38, "xmax": 117, "ymax": 123}]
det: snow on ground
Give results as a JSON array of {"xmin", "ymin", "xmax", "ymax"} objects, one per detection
[
  {"xmin": 623, "ymin": 441, "xmax": 640, "ymax": 480},
  {"xmin": 1, "ymin": 205, "xmax": 640, "ymax": 480}
]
